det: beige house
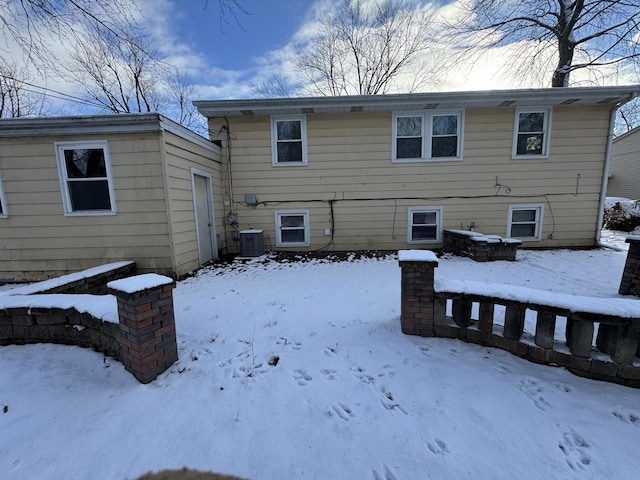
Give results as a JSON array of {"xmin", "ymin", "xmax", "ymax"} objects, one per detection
[
  {"xmin": 608, "ymin": 125, "xmax": 640, "ymax": 200},
  {"xmin": 194, "ymin": 86, "xmax": 640, "ymax": 254},
  {"xmin": 0, "ymin": 113, "xmax": 224, "ymax": 281}
]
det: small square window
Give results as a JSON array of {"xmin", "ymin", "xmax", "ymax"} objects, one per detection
[
  {"xmin": 55, "ymin": 141, "xmax": 116, "ymax": 215},
  {"xmin": 271, "ymin": 116, "xmax": 308, "ymax": 166},
  {"xmin": 407, "ymin": 207, "xmax": 443, "ymax": 243},
  {"xmin": 508, "ymin": 204, "xmax": 544, "ymax": 240},
  {"xmin": 275, "ymin": 210, "xmax": 310, "ymax": 247},
  {"xmin": 513, "ymin": 109, "xmax": 551, "ymax": 157}
]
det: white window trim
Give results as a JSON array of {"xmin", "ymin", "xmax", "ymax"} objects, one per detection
[
  {"xmin": 392, "ymin": 110, "xmax": 464, "ymax": 163},
  {"xmin": 507, "ymin": 204, "xmax": 544, "ymax": 241},
  {"xmin": 55, "ymin": 140, "xmax": 117, "ymax": 216},
  {"xmin": 407, "ymin": 206, "xmax": 443, "ymax": 244},
  {"xmin": 0, "ymin": 172, "xmax": 8, "ymax": 218},
  {"xmin": 275, "ymin": 209, "xmax": 310, "ymax": 247},
  {"xmin": 271, "ymin": 115, "xmax": 308, "ymax": 166},
  {"xmin": 512, "ymin": 107, "xmax": 552, "ymax": 159}
]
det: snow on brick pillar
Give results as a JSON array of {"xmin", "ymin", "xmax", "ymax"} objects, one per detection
[
  {"xmin": 619, "ymin": 236, "xmax": 640, "ymax": 296},
  {"xmin": 107, "ymin": 274, "xmax": 178, "ymax": 384},
  {"xmin": 398, "ymin": 250, "xmax": 438, "ymax": 336}
]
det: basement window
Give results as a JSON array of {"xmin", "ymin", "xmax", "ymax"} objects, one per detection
[
  {"xmin": 507, "ymin": 204, "xmax": 544, "ymax": 240},
  {"xmin": 407, "ymin": 206, "xmax": 443, "ymax": 243},
  {"xmin": 55, "ymin": 141, "xmax": 116, "ymax": 215},
  {"xmin": 275, "ymin": 210, "xmax": 310, "ymax": 247}
]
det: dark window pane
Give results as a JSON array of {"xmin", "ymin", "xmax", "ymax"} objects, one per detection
[
  {"xmin": 518, "ymin": 112, "xmax": 544, "ymax": 133},
  {"xmin": 68, "ymin": 180, "xmax": 111, "ymax": 210},
  {"xmin": 397, "ymin": 116, "xmax": 422, "ymax": 136},
  {"xmin": 277, "ymin": 121, "xmax": 301, "ymax": 141},
  {"xmin": 511, "ymin": 224, "xmax": 536, "ymax": 238},
  {"xmin": 281, "ymin": 229, "xmax": 305, "ymax": 243},
  {"xmin": 517, "ymin": 134, "xmax": 543, "ymax": 155},
  {"xmin": 281, "ymin": 215, "xmax": 304, "ymax": 227},
  {"xmin": 413, "ymin": 212, "xmax": 436, "ymax": 224},
  {"xmin": 277, "ymin": 142, "xmax": 303, "ymax": 163},
  {"xmin": 0, "ymin": 199, "xmax": 3, "ymax": 214},
  {"xmin": 431, "ymin": 136, "xmax": 458, "ymax": 157},
  {"xmin": 432, "ymin": 115, "xmax": 457, "ymax": 135},
  {"xmin": 397, "ymin": 138, "xmax": 422, "ymax": 158},
  {"xmin": 64, "ymin": 149, "xmax": 107, "ymax": 178},
  {"xmin": 512, "ymin": 210, "xmax": 536, "ymax": 222},
  {"xmin": 412, "ymin": 225, "xmax": 436, "ymax": 240}
]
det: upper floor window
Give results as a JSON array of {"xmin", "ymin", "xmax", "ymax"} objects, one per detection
[
  {"xmin": 393, "ymin": 111, "xmax": 463, "ymax": 162},
  {"xmin": 271, "ymin": 115, "xmax": 308, "ymax": 166},
  {"xmin": 0, "ymin": 173, "xmax": 7, "ymax": 218},
  {"xmin": 513, "ymin": 108, "xmax": 552, "ymax": 158},
  {"xmin": 55, "ymin": 141, "xmax": 116, "ymax": 215}
]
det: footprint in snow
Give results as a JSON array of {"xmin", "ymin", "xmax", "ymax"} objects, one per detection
[
  {"xmin": 293, "ymin": 369, "xmax": 312, "ymax": 386},
  {"xmin": 321, "ymin": 369, "xmax": 337, "ymax": 380},
  {"xmin": 558, "ymin": 428, "xmax": 592, "ymax": 471},
  {"xmin": 372, "ymin": 465, "xmax": 398, "ymax": 480},
  {"xmin": 330, "ymin": 403, "xmax": 354, "ymax": 422},
  {"xmin": 427, "ymin": 439, "xmax": 449, "ymax": 455},
  {"xmin": 419, "ymin": 345, "xmax": 431, "ymax": 357},
  {"xmin": 378, "ymin": 386, "xmax": 408, "ymax": 415},
  {"xmin": 516, "ymin": 376, "xmax": 551, "ymax": 411},
  {"xmin": 612, "ymin": 409, "xmax": 640, "ymax": 426}
]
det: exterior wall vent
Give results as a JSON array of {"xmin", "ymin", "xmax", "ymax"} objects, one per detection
[{"xmin": 239, "ymin": 229, "xmax": 265, "ymax": 257}]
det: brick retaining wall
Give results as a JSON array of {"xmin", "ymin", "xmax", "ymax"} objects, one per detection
[
  {"xmin": 399, "ymin": 250, "xmax": 640, "ymax": 388},
  {"xmin": 0, "ymin": 264, "xmax": 178, "ymax": 384}
]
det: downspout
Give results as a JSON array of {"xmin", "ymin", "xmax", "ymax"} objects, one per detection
[{"xmin": 596, "ymin": 104, "xmax": 624, "ymax": 244}]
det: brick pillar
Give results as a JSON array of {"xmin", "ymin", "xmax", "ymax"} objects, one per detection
[
  {"xmin": 619, "ymin": 236, "xmax": 640, "ymax": 296},
  {"xmin": 107, "ymin": 274, "xmax": 178, "ymax": 384},
  {"xmin": 398, "ymin": 250, "xmax": 439, "ymax": 336}
]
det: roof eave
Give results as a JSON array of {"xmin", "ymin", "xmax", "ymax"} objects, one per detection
[{"xmin": 194, "ymin": 85, "xmax": 640, "ymax": 118}]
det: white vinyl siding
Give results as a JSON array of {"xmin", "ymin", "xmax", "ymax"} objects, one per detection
[
  {"xmin": 271, "ymin": 115, "xmax": 308, "ymax": 166},
  {"xmin": 508, "ymin": 204, "xmax": 544, "ymax": 240},
  {"xmin": 513, "ymin": 108, "xmax": 552, "ymax": 158},
  {"xmin": 407, "ymin": 206, "xmax": 443, "ymax": 243},
  {"xmin": 393, "ymin": 111, "xmax": 463, "ymax": 162},
  {"xmin": 55, "ymin": 140, "xmax": 116, "ymax": 215},
  {"xmin": 275, "ymin": 210, "xmax": 310, "ymax": 247}
]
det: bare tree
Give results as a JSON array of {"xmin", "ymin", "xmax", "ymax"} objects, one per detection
[
  {"xmin": 165, "ymin": 69, "xmax": 206, "ymax": 133},
  {"xmin": 450, "ymin": 0, "xmax": 640, "ymax": 88},
  {"xmin": 0, "ymin": 61, "xmax": 42, "ymax": 118},
  {"xmin": 297, "ymin": 0, "xmax": 440, "ymax": 96},
  {"xmin": 252, "ymin": 74, "xmax": 301, "ymax": 98},
  {"xmin": 66, "ymin": 29, "xmax": 163, "ymax": 114},
  {"xmin": 0, "ymin": 0, "xmax": 145, "ymax": 72}
]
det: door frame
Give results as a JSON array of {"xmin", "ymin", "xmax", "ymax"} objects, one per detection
[{"xmin": 190, "ymin": 168, "xmax": 218, "ymax": 264}]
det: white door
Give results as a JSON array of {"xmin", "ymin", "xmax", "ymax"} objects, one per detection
[{"xmin": 192, "ymin": 171, "xmax": 217, "ymax": 265}]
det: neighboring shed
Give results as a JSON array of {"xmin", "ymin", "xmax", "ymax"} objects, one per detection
[
  {"xmin": 608, "ymin": 125, "xmax": 640, "ymax": 200},
  {"xmin": 0, "ymin": 113, "xmax": 224, "ymax": 281}
]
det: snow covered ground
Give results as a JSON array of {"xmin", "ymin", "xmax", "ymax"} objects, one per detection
[{"xmin": 2, "ymin": 233, "xmax": 640, "ymax": 480}]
